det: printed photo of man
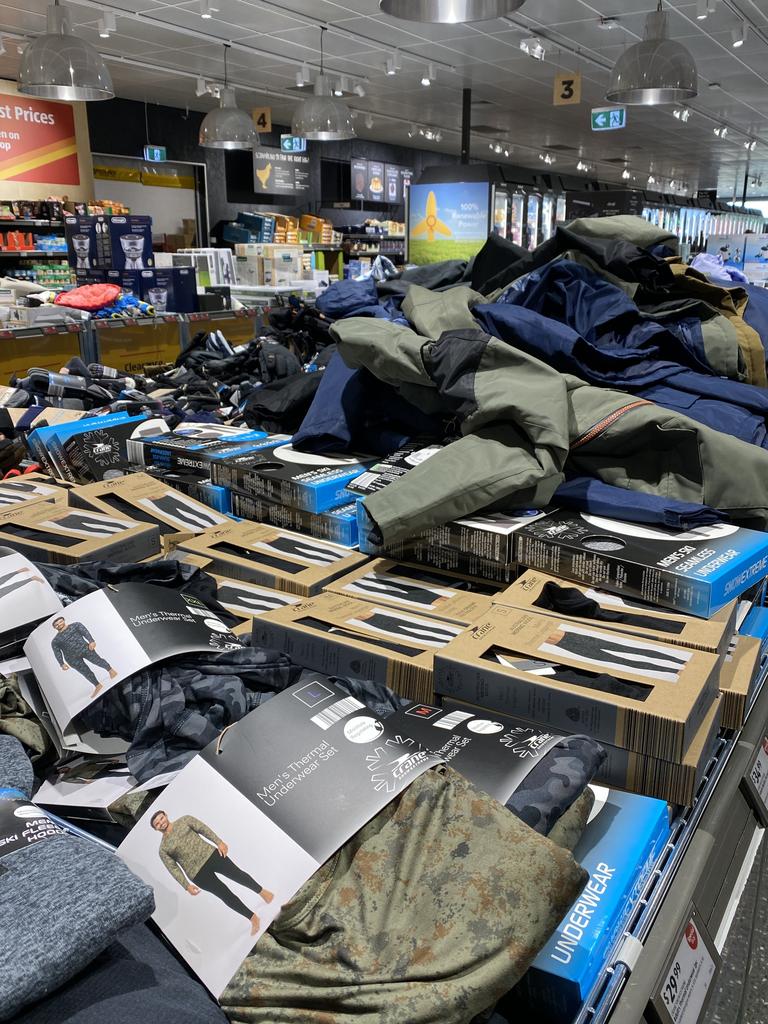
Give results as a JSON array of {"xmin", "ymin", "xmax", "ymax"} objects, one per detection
[
  {"xmin": 151, "ymin": 811, "xmax": 274, "ymax": 934},
  {"xmin": 50, "ymin": 617, "xmax": 117, "ymax": 698}
]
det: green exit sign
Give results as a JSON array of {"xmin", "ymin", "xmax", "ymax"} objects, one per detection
[
  {"xmin": 143, "ymin": 144, "xmax": 167, "ymax": 162},
  {"xmin": 280, "ymin": 135, "xmax": 307, "ymax": 152},
  {"xmin": 591, "ymin": 107, "xmax": 627, "ymax": 131}
]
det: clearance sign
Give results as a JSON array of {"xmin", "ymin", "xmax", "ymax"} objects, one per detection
[{"xmin": 0, "ymin": 97, "xmax": 79, "ymax": 185}]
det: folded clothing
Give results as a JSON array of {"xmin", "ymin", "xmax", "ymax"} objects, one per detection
[
  {"xmin": 14, "ymin": 922, "xmax": 228, "ymax": 1024},
  {"xmin": 0, "ymin": 736, "xmax": 155, "ymax": 1020},
  {"xmin": 221, "ymin": 765, "xmax": 588, "ymax": 1024}
]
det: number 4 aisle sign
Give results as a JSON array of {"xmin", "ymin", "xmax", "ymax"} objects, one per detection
[
  {"xmin": 592, "ymin": 106, "xmax": 627, "ymax": 131},
  {"xmin": 651, "ymin": 907, "xmax": 720, "ymax": 1024}
]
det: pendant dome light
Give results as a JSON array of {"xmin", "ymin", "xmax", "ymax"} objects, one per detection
[
  {"xmin": 379, "ymin": 0, "xmax": 525, "ymax": 22},
  {"xmin": 606, "ymin": 2, "xmax": 698, "ymax": 105},
  {"xmin": 199, "ymin": 44, "xmax": 259, "ymax": 150},
  {"xmin": 291, "ymin": 28, "xmax": 355, "ymax": 141},
  {"xmin": 18, "ymin": 0, "xmax": 113, "ymax": 101}
]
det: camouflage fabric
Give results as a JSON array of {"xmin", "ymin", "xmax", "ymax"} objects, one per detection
[
  {"xmin": 547, "ymin": 786, "xmax": 594, "ymax": 852},
  {"xmin": 0, "ymin": 672, "xmax": 51, "ymax": 760},
  {"xmin": 221, "ymin": 766, "xmax": 587, "ymax": 1024}
]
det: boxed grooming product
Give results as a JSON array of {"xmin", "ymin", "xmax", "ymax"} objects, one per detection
[
  {"xmin": 515, "ymin": 511, "xmax": 768, "ymax": 617},
  {"xmin": 210, "ymin": 444, "xmax": 372, "ymax": 513},
  {"xmin": 177, "ymin": 521, "xmax": 367, "ymax": 596},
  {"xmin": 126, "ymin": 428, "xmax": 279, "ymax": 476},
  {"xmin": 230, "ymin": 491, "xmax": 359, "ymax": 547},
  {"xmin": 496, "ymin": 570, "xmax": 737, "ymax": 654},
  {"xmin": 434, "ymin": 605, "xmax": 720, "ymax": 761},
  {"xmin": 0, "ymin": 501, "xmax": 160, "ymax": 565},
  {"xmin": 252, "ymin": 592, "xmax": 462, "ymax": 702},
  {"xmin": 325, "ymin": 558, "xmax": 497, "ymax": 626},
  {"xmin": 521, "ymin": 787, "xmax": 671, "ymax": 1021}
]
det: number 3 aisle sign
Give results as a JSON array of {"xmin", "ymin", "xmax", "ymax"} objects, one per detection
[
  {"xmin": 651, "ymin": 907, "xmax": 720, "ymax": 1024},
  {"xmin": 553, "ymin": 71, "xmax": 582, "ymax": 106}
]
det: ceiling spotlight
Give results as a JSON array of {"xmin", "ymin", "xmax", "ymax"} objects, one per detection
[
  {"xmin": 696, "ymin": 0, "xmax": 716, "ymax": 18},
  {"xmin": 18, "ymin": 1, "xmax": 113, "ymax": 100},
  {"xmin": 503, "ymin": 147, "xmax": 509, "ymax": 156},
  {"xmin": 200, "ymin": 0, "xmax": 212, "ymax": 18},
  {"xmin": 16, "ymin": 42, "xmax": 26, "ymax": 55},
  {"xmin": 353, "ymin": 81, "xmax": 366, "ymax": 97},
  {"xmin": 98, "ymin": 13, "xmax": 116, "ymax": 37},
  {"xmin": 409, "ymin": 124, "xmax": 417, "ymax": 137},
  {"xmin": 673, "ymin": 107, "xmax": 691, "ymax": 121},
  {"xmin": 577, "ymin": 159, "xmax": 588, "ymax": 171},
  {"xmin": 333, "ymin": 80, "xmax": 343, "ymax": 96},
  {"xmin": 296, "ymin": 69, "xmax": 306, "ymax": 87},
  {"xmin": 622, "ymin": 167, "xmax": 631, "ymax": 180},
  {"xmin": 418, "ymin": 126, "xmax": 425, "ymax": 135},
  {"xmin": 745, "ymin": 139, "xmax": 757, "ymax": 151},
  {"xmin": 669, "ymin": 179, "xmax": 677, "ymax": 189},
  {"xmin": 364, "ymin": 113, "xmax": 374, "ymax": 129},
  {"xmin": 598, "ymin": 17, "xmax": 618, "ymax": 30},
  {"xmin": 714, "ymin": 125, "xmax": 728, "ymax": 137},
  {"xmin": 732, "ymin": 21, "xmax": 747, "ymax": 47},
  {"xmin": 421, "ymin": 62, "xmax": 435, "ymax": 86},
  {"xmin": 195, "ymin": 76, "xmax": 208, "ymax": 97},
  {"xmin": 606, "ymin": 4, "xmax": 697, "ymax": 105},
  {"xmin": 296, "ymin": 62, "xmax": 310, "ymax": 88},
  {"xmin": 648, "ymin": 174, "xmax": 656, "ymax": 184},
  {"xmin": 385, "ymin": 57, "xmax": 397, "ymax": 74},
  {"xmin": 520, "ymin": 36, "xmax": 546, "ymax": 60},
  {"xmin": 538, "ymin": 152, "xmax": 555, "ymax": 165}
]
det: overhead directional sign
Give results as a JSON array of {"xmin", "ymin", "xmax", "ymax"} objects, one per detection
[
  {"xmin": 554, "ymin": 71, "xmax": 582, "ymax": 106},
  {"xmin": 591, "ymin": 106, "xmax": 627, "ymax": 131},
  {"xmin": 280, "ymin": 134, "xmax": 307, "ymax": 152}
]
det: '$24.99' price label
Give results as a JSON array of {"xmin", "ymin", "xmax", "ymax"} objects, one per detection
[{"xmin": 657, "ymin": 918, "xmax": 717, "ymax": 1024}]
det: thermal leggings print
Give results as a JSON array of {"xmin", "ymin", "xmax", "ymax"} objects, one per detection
[
  {"xmin": 345, "ymin": 574, "xmax": 452, "ymax": 608},
  {"xmin": 256, "ymin": 535, "xmax": 343, "ymax": 566},
  {"xmin": 538, "ymin": 625, "xmax": 690, "ymax": 681},
  {"xmin": 347, "ymin": 609, "xmax": 461, "ymax": 648},
  {"xmin": 0, "ymin": 567, "xmax": 42, "ymax": 600},
  {"xmin": 40, "ymin": 514, "xmax": 130, "ymax": 537},
  {"xmin": 217, "ymin": 584, "xmax": 293, "ymax": 616},
  {"xmin": 193, "ymin": 855, "xmax": 263, "ymax": 922},
  {"xmin": 143, "ymin": 494, "xmax": 223, "ymax": 531}
]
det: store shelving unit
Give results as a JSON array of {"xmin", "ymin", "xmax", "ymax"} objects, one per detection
[
  {"xmin": 342, "ymin": 232, "xmax": 406, "ymax": 263},
  {"xmin": 0, "ymin": 321, "xmax": 89, "ymax": 380}
]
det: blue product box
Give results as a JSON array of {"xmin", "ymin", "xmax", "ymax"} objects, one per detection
[
  {"xmin": 108, "ymin": 215, "xmax": 153, "ymax": 270},
  {"xmin": 192, "ymin": 480, "xmax": 232, "ymax": 514},
  {"xmin": 705, "ymin": 234, "xmax": 746, "ymax": 269},
  {"xmin": 211, "ymin": 443, "xmax": 372, "ymax": 514},
  {"xmin": 516, "ymin": 511, "xmax": 768, "ymax": 617},
  {"xmin": 522, "ymin": 788, "xmax": 671, "ymax": 1021},
  {"xmin": 230, "ymin": 492, "xmax": 359, "ymax": 547},
  {"xmin": 223, "ymin": 223, "xmax": 255, "ymax": 245},
  {"xmin": 106, "ymin": 269, "xmax": 142, "ymax": 296},
  {"xmin": 740, "ymin": 606, "xmax": 768, "ymax": 651},
  {"xmin": 29, "ymin": 410, "xmax": 135, "ymax": 479},
  {"xmin": 65, "ymin": 215, "xmax": 111, "ymax": 270},
  {"xmin": 126, "ymin": 428, "xmax": 273, "ymax": 476},
  {"xmin": 139, "ymin": 267, "xmax": 198, "ymax": 313}
]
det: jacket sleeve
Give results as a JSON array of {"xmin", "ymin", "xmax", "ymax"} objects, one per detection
[
  {"xmin": 51, "ymin": 638, "xmax": 65, "ymax": 667},
  {"xmin": 159, "ymin": 849, "xmax": 189, "ymax": 890},
  {"xmin": 76, "ymin": 623, "xmax": 95, "ymax": 645},
  {"xmin": 189, "ymin": 816, "xmax": 222, "ymax": 846}
]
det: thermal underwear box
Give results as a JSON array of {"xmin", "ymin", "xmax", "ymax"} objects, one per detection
[
  {"xmin": 496, "ymin": 570, "xmax": 737, "ymax": 655},
  {"xmin": 126, "ymin": 429, "xmax": 278, "ymax": 476},
  {"xmin": 176, "ymin": 522, "xmax": 368, "ymax": 597},
  {"xmin": 515, "ymin": 510, "xmax": 768, "ymax": 617},
  {"xmin": 60, "ymin": 416, "xmax": 172, "ymax": 484},
  {"xmin": 251, "ymin": 593, "xmax": 463, "ymax": 703},
  {"xmin": 209, "ymin": 444, "xmax": 373, "ymax": 513},
  {"xmin": 27, "ymin": 411, "xmax": 155, "ymax": 481},
  {"xmin": 442, "ymin": 695, "xmax": 722, "ymax": 806},
  {"xmin": 211, "ymin": 574, "xmax": 302, "ymax": 622},
  {"xmin": 230, "ymin": 491, "xmax": 359, "ymax": 548},
  {"xmin": 433, "ymin": 605, "xmax": 720, "ymax": 762},
  {"xmin": 358, "ymin": 529, "xmax": 520, "ymax": 585},
  {"xmin": 520, "ymin": 786, "xmax": 671, "ymax": 1021},
  {"xmin": 0, "ymin": 501, "xmax": 160, "ymax": 565},
  {"xmin": 719, "ymin": 634, "xmax": 763, "ymax": 730},
  {"xmin": 0, "ymin": 474, "xmax": 70, "ymax": 511},
  {"xmin": 68, "ymin": 473, "xmax": 230, "ymax": 545},
  {"xmin": 324, "ymin": 558, "xmax": 498, "ymax": 626}
]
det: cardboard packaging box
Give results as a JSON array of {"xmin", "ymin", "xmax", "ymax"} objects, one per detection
[
  {"xmin": 177, "ymin": 522, "xmax": 368, "ymax": 597},
  {"xmin": 521, "ymin": 787, "xmax": 671, "ymax": 1021},
  {"xmin": 443, "ymin": 695, "xmax": 722, "ymax": 806},
  {"xmin": 0, "ymin": 501, "xmax": 160, "ymax": 564},
  {"xmin": 68, "ymin": 472, "xmax": 230, "ymax": 541},
  {"xmin": 359, "ymin": 529, "xmax": 520, "ymax": 585},
  {"xmin": 126, "ymin": 429, "xmax": 279, "ymax": 476},
  {"xmin": 515, "ymin": 511, "xmax": 768, "ymax": 617},
  {"xmin": 230, "ymin": 492, "xmax": 358, "ymax": 547},
  {"xmin": 496, "ymin": 570, "xmax": 737, "ymax": 655},
  {"xmin": 325, "ymin": 558, "xmax": 498, "ymax": 626},
  {"xmin": 252, "ymin": 592, "xmax": 464, "ymax": 702},
  {"xmin": 719, "ymin": 634, "xmax": 763, "ymax": 730},
  {"xmin": 0, "ymin": 474, "xmax": 70, "ymax": 511},
  {"xmin": 159, "ymin": 475, "xmax": 232, "ymax": 515},
  {"xmin": 210, "ymin": 445, "xmax": 373, "ymax": 514},
  {"xmin": 212, "ymin": 574, "xmax": 302, "ymax": 621},
  {"xmin": 434, "ymin": 605, "xmax": 720, "ymax": 761}
]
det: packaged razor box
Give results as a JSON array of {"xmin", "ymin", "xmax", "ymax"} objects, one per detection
[
  {"xmin": 434, "ymin": 605, "xmax": 720, "ymax": 762},
  {"xmin": 442, "ymin": 695, "xmax": 721, "ymax": 806},
  {"xmin": 210, "ymin": 444, "xmax": 373, "ymax": 514},
  {"xmin": 252, "ymin": 593, "xmax": 464, "ymax": 703},
  {"xmin": 0, "ymin": 502, "xmax": 160, "ymax": 565},
  {"xmin": 325, "ymin": 558, "xmax": 498, "ymax": 626},
  {"xmin": 177, "ymin": 522, "xmax": 367, "ymax": 597},
  {"xmin": 516, "ymin": 511, "xmax": 768, "ymax": 617},
  {"xmin": 68, "ymin": 472, "xmax": 230, "ymax": 539},
  {"xmin": 230, "ymin": 491, "xmax": 359, "ymax": 547},
  {"xmin": 521, "ymin": 787, "xmax": 670, "ymax": 1021},
  {"xmin": 496, "ymin": 570, "xmax": 737, "ymax": 654},
  {"xmin": 127, "ymin": 428, "xmax": 279, "ymax": 476}
]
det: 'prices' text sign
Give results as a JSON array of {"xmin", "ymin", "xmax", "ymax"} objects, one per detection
[{"xmin": 0, "ymin": 96, "xmax": 79, "ymax": 185}]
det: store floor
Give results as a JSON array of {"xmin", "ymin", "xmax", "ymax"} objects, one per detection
[{"xmin": 703, "ymin": 832, "xmax": 768, "ymax": 1024}]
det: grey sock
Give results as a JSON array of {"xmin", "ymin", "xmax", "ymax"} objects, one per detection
[{"xmin": 0, "ymin": 737, "xmax": 155, "ymax": 1020}]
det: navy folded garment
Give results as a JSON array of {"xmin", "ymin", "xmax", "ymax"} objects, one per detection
[{"xmin": 554, "ymin": 476, "xmax": 726, "ymax": 529}]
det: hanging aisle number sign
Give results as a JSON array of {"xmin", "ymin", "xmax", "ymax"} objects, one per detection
[
  {"xmin": 252, "ymin": 107, "xmax": 272, "ymax": 132},
  {"xmin": 554, "ymin": 71, "xmax": 582, "ymax": 106},
  {"xmin": 650, "ymin": 906, "xmax": 720, "ymax": 1024}
]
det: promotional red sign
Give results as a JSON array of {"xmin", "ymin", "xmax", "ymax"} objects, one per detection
[{"xmin": 0, "ymin": 95, "xmax": 79, "ymax": 185}]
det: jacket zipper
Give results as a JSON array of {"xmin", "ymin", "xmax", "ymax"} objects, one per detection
[{"xmin": 571, "ymin": 400, "xmax": 651, "ymax": 450}]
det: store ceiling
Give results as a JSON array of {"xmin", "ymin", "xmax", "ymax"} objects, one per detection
[{"xmin": 0, "ymin": 0, "xmax": 767, "ymax": 199}]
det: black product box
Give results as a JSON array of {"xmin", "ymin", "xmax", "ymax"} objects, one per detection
[
  {"xmin": 230, "ymin": 491, "xmax": 359, "ymax": 547},
  {"xmin": 108, "ymin": 216, "xmax": 154, "ymax": 270},
  {"xmin": 106, "ymin": 270, "xmax": 142, "ymax": 296},
  {"xmin": 126, "ymin": 430, "xmax": 283, "ymax": 477},
  {"xmin": 516, "ymin": 511, "xmax": 768, "ymax": 617},
  {"xmin": 59, "ymin": 415, "xmax": 168, "ymax": 483},
  {"xmin": 74, "ymin": 270, "xmax": 106, "ymax": 285},
  {"xmin": 364, "ymin": 535, "xmax": 519, "ymax": 585},
  {"xmin": 347, "ymin": 441, "xmax": 451, "ymax": 496},
  {"xmin": 65, "ymin": 215, "xmax": 111, "ymax": 270},
  {"xmin": 139, "ymin": 268, "xmax": 198, "ymax": 314}
]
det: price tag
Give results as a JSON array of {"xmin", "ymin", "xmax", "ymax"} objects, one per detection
[
  {"xmin": 650, "ymin": 906, "xmax": 719, "ymax": 1024},
  {"xmin": 741, "ymin": 735, "xmax": 768, "ymax": 826}
]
